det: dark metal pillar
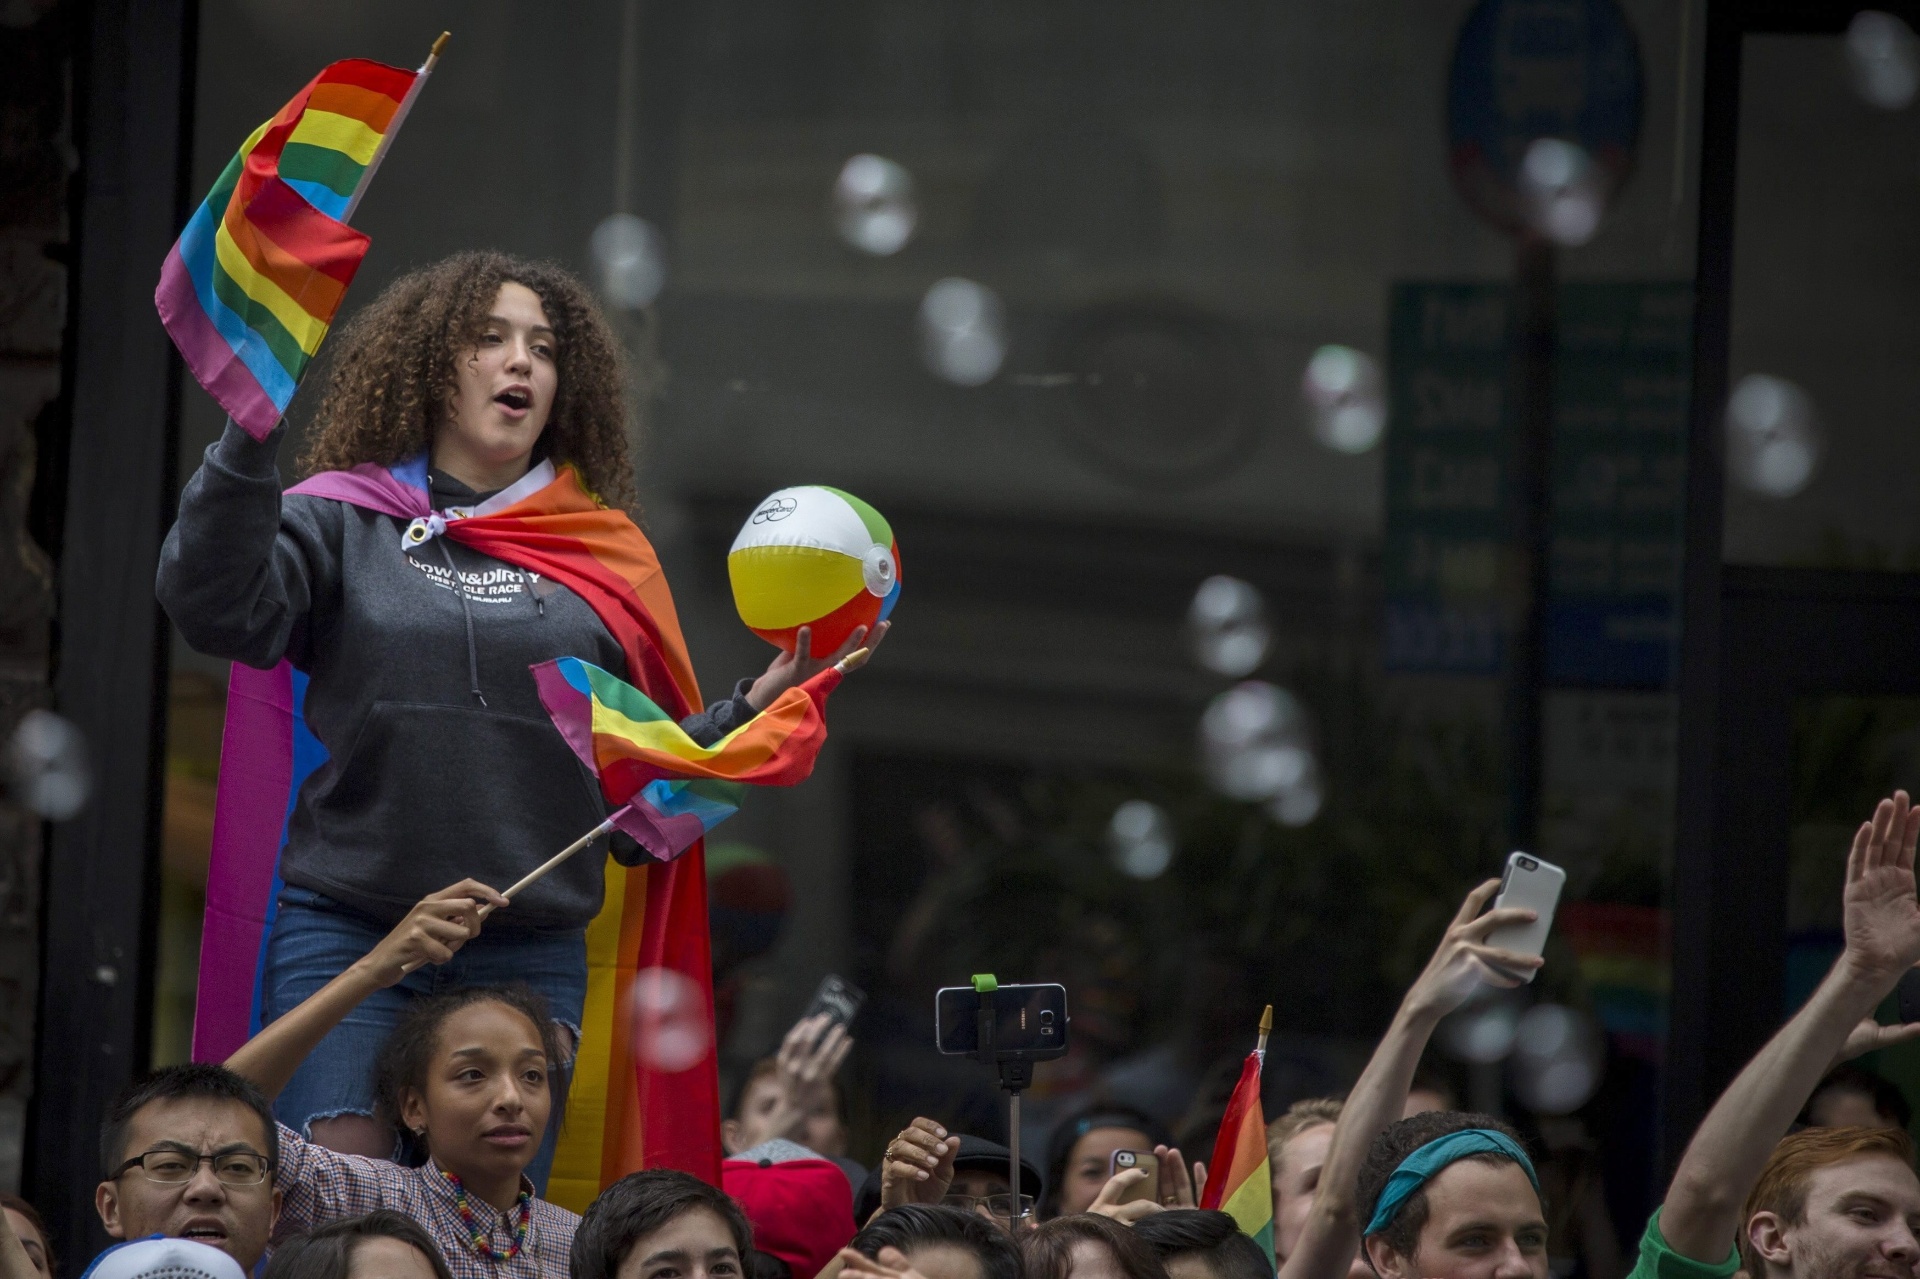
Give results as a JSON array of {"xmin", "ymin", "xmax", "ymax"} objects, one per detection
[
  {"xmin": 26, "ymin": 0, "xmax": 194, "ymax": 1258},
  {"xmin": 1661, "ymin": 0, "xmax": 1744, "ymax": 1178}
]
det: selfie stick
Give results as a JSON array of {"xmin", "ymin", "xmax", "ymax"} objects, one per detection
[{"xmin": 969, "ymin": 974, "xmax": 1035, "ymax": 1211}]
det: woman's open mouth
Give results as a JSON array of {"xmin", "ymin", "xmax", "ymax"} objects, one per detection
[{"xmin": 494, "ymin": 387, "xmax": 532, "ymax": 416}]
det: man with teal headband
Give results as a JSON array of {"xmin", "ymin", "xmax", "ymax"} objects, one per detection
[
  {"xmin": 1266, "ymin": 878, "xmax": 1546, "ymax": 1279},
  {"xmin": 1364, "ymin": 1127, "xmax": 1540, "ymax": 1239},
  {"xmin": 1631, "ymin": 791, "xmax": 1920, "ymax": 1279},
  {"xmin": 1354, "ymin": 1111, "xmax": 1549, "ymax": 1279}
]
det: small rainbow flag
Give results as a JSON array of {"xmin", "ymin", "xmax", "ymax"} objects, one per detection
[
  {"xmin": 155, "ymin": 42, "xmax": 442, "ymax": 439},
  {"xmin": 533, "ymin": 655, "xmax": 841, "ymax": 861},
  {"xmin": 1201, "ymin": 1038, "xmax": 1275, "ymax": 1266}
]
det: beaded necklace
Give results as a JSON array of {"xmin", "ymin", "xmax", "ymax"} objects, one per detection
[{"xmin": 440, "ymin": 1168, "xmax": 533, "ymax": 1262}]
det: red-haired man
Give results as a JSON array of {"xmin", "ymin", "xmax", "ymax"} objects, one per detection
[{"xmin": 1633, "ymin": 792, "xmax": 1920, "ymax": 1279}]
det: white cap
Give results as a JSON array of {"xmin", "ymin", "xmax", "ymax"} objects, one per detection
[{"xmin": 80, "ymin": 1237, "xmax": 248, "ymax": 1279}]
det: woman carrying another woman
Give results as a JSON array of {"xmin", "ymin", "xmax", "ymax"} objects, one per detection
[
  {"xmin": 157, "ymin": 252, "xmax": 881, "ymax": 1183},
  {"xmin": 226, "ymin": 879, "xmax": 572, "ymax": 1278}
]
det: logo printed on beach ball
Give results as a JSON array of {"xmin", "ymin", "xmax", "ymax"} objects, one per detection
[{"xmin": 728, "ymin": 486, "xmax": 901, "ymax": 657}]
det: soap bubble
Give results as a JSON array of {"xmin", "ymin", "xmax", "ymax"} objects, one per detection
[
  {"xmin": 1199, "ymin": 681, "xmax": 1315, "ymax": 803},
  {"xmin": 630, "ymin": 966, "xmax": 710, "ymax": 1072},
  {"xmin": 1438, "ymin": 988, "xmax": 1522, "ymax": 1065},
  {"xmin": 1848, "ymin": 11, "xmax": 1920, "ymax": 110},
  {"xmin": 1301, "ymin": 346, "xmax": 1386, "ymax": 454},
  {"xmin": 5, "ymin": 709, "xmax": 90, "ymax": 821},
  {"xmin": 833, "ymin": 154, "xmax": 918, "ymax": 256},
  {"xmin": 1511, "ymin": 1003, "xmax": 1604, "ymax": 1114},
  {"xmin": 590, "ymin": 213, "xmax": 668, "ymax": 310},
  {"xmin": 1188, "ymin": 576, "xmax": 1270, "ymax": 677},
  {"xmin": 1108, "ymin": 800, "xmax": 1175, "ymax": 879},
  {"xmin": 1267, "ymin": 755, "xmax": 1323, "ymax": 828},
  {"xmin": 1726, "ymin": 373, "xmax": 1822, "ymax": 498},
  {"xmin": 919, "ymin": 278, "xmax": 1007, "ymax": 386},
  {"xmin": 1517, "ymin": 138, "xmax": 1606, "ymax": 247}
]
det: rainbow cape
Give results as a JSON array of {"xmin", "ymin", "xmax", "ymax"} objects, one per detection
[
  {"xmin": 190, "ymin": 457, "xmax": 723, "ymax": 1207},
  {"xmin": 1200, "ymin": 1050, "xmax": 1275, "ymax": 1266},
  {"xmin": 156, "ymin": 51, "xmax": 435, "ymax": 440}
]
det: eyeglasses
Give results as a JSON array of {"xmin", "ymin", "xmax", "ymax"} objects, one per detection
[
  {"xmin": 943, "ymin": 1193, "xmax": 1034, "ymax": 1222},
  {"xmin": 113, "ymin": 1149, "xmax": 273, "ymax": 1187}
]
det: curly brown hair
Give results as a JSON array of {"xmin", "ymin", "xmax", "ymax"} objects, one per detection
[{"xmin": 299, "ymin": 250, "xmax": 638, "ymax": 511}]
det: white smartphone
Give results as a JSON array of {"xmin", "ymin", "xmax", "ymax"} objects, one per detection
[{"xmin": 1484, "ymin": 852, "xmax": 1565, "ymax": 981}]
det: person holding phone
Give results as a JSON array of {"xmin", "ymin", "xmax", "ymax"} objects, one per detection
[
  {"xmin": 1038, "ymin": 1105, "xmax": 1203, "ymax": 1221},
  {"xmin": 1276, "ymin": 877, "xmax": 1543, "ymax": 1279},
  {"xmin": 723, "ymin": 1013, "xmax": 854, "ymax": 1159}
]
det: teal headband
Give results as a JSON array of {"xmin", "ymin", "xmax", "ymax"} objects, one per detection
[{"xmin": 1363, "ymin": 1129, "xmax": 1541, "ymax": 1237}]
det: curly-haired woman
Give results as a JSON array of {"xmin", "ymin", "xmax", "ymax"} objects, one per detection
[{"xmin": 157, "ymin": 251, "xmax": 880, "ymax": 1189}]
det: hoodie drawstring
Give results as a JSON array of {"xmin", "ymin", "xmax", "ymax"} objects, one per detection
[{"xmin": 436, "ymin": 538, "xmax": 487, "ymax": 707}]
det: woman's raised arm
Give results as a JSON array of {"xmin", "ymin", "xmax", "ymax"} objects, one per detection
[
  {"xmin": 157, "ymin": 420, "xmax": 338, "ymax": 668},
  {"xmin": 224, "ymin": 879, "xmax": 507, "ymax": 1099}
]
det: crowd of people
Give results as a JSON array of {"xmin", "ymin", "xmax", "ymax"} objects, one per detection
[
  {"xmin": 5, "ymin": 792, "xmax": 1920, "ymax": 1279},
  {"xmin": 21, "ymin": 251, "xmax": 1913, "ymax": 1279}
]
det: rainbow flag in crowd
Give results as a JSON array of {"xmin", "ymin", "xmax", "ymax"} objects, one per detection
[
  {"xmin": 155, "ymin": 45, "xmax": 440, "ymax": 439},
  {"xmin": 1559, "ymin": 902, "xmax": 1668, "ymax": 1061},
  {"xmin": 1201, "ymin": 1046, "xmax": 1275, "ymax": 1265},
  {"xmin": 193, "ymin": 457, "xmax": 725, "ymax": 1207}
]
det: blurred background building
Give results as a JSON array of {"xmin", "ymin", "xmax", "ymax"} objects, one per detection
[{"xmin": 9, "ymin": 0, "xmax": 1920, "ymax": 1270}]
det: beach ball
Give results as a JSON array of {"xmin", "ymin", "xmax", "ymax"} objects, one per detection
[{"xmin": 728, "ymin": 486, "xmax": 901, "ymax": 657}]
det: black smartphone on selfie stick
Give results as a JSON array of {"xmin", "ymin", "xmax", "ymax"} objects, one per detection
[{"xmin": 936, "ymin": 977, "xmax": 1069, "ymax": 1223}]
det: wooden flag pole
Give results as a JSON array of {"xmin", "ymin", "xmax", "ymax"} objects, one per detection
[
  {"xmin": 496, "ymin": 815, "xmax": 619, "ymax": 905},
  {"xmin": 341, "ymin": 31, "xmax": 449, "ymax": 223},
  {"xmin": 1255, "ymin": 1004, "xmax": 1272, "ymax": 1064}
]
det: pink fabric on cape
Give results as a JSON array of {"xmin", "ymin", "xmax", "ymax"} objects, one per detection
[{"xmin": 190, "ymin": 662, "xmax": 296, "ymax": 1063}]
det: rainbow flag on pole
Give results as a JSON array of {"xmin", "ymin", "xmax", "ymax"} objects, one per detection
[
  {"xmin": 155, "ymin": 41, "xmax": 443, "ymax": 439},
  {"xmin": 1201, "ymin": 1025, "xmax": 1276, "ymax": 1266},
  {"xmin": 536, "ymin": 654, "xmax": 839, "ymax": 788}
]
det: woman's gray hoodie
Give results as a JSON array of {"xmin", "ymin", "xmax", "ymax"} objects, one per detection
[{"xmin": 157, "ymin": 421, "xmax": 754, "ymax": 933}]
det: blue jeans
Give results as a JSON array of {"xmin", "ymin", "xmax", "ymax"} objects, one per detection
[{"xmin": 262, "ymin": 887, "xmax": 587, "ymax": 1192}]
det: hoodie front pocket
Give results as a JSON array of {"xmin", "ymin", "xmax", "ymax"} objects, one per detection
[{"xmin": 303, "ymin": 700, "xmax": 611, "ymax": 914}]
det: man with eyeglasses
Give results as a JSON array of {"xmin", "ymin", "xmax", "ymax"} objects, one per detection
[{"xmin": 94, "ymin": 1064, "xmax": 282, "ymax": 1270}]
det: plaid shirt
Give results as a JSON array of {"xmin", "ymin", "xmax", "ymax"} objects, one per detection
[{"xmin": 272, "ymin": 1124, "xmax": 579, "ymax": 1279}]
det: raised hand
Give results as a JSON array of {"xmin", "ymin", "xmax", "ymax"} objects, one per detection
[
  {"xmin": 359, "ymin": 879, "xmax": 507, "ymax": 985},
  {"xmin": 1402, "ymin": 878, "xmax": 1543, "ymax": 1020},
  {"xmin": 1840, "ymin": 791, "xmax": 1920, "ymax": 984},
  {"xmin": 1154, "ymin": 1145, "xmax": 1200, "ymax": 1209},
  {"xmin": 1087, "ymin": 1167, "xmax": 1163, "ymax": 1223},
  {"xmin": 746, "ymin": 621, "xmax": 890, "ymax": 710},
  {"xmin": 732, "ymin": 1013, "xmax": 854, "ymax": 1150},
  {"xmin": 838, "ymin": 1246, "xmax": 933, "ymax": 1279},
  {"xmin": 1835, "ymin": 1014, "xmax": 1920, "ymax": 1067},
  {"xmin": 778, "ymin": 1012, "xmax": 853, "ymax": 1101},
  {"xmin": 878, "ymin": 1117, "xmax": 956, "ymax": 1210}
]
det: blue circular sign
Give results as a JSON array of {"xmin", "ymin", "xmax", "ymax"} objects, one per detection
[{"xmin": 1447, "ymin": 0, "xmax": 1644, "ymax": 236}]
